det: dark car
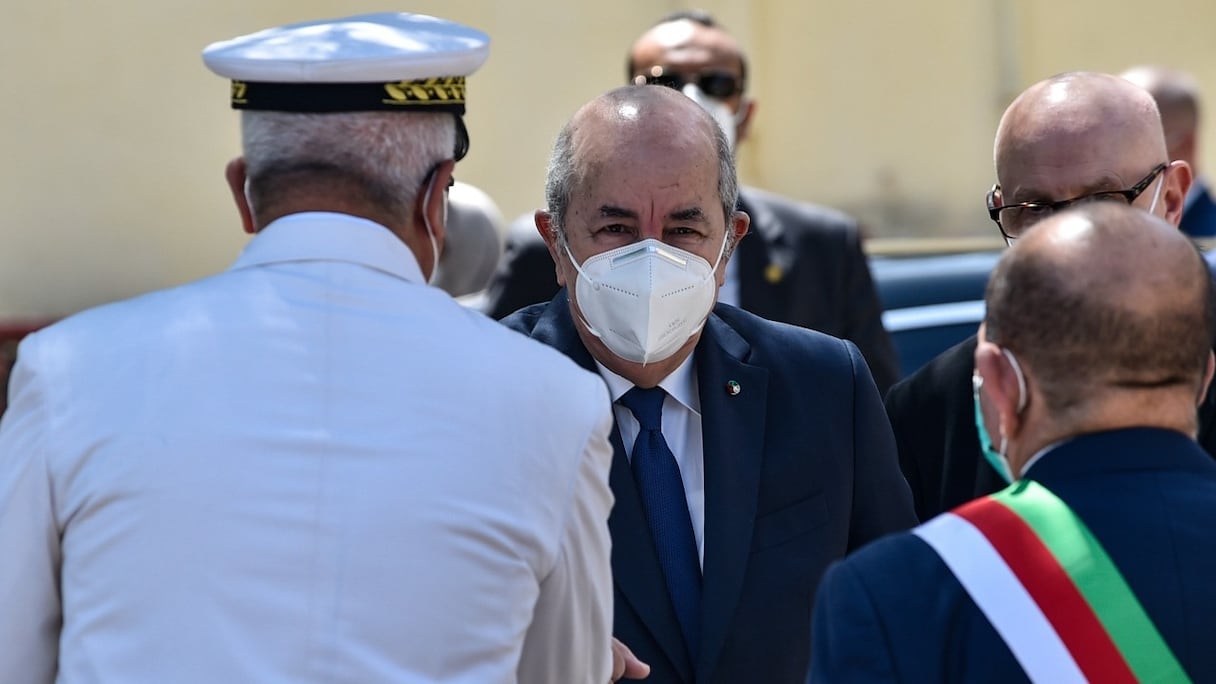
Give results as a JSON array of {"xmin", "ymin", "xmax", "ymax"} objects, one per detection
[
  {"xmin": 869, "ymin": 238, "xmax": 1216, "ymax": 381},
  {"xmin": 867, "ymin": 239, "xmax": 1002, "ymax": 379}
]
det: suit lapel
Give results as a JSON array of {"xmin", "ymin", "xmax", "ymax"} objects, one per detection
[
  {"xmin": 530, "ymin": 291, "xmax": 695, "ymax": 679},
  {"xmin": 695, "ymin": 314, "xmax": 769, "ymax": 683}
]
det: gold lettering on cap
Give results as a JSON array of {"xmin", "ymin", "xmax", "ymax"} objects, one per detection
[{"xmin": 231, "ymin": 81, "xmax": 248, "ymax": 105}]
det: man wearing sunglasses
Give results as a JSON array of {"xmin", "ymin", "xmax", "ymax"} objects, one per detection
[
  {"xmin": 884, "ymin": 71, "xmax": 1202, "ymax": 522},
  {"xmin": 481, "ymin": 10, "xmax": 901, "ymax": 394}
]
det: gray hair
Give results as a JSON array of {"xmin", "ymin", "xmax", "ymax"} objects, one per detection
[
  {"xmin": 544, "ymin": 102, "xmax": 740, "ymax": 248},
  {"xmin": 241, "ymin": 110, "xmax": 454, "ymax": 221}
]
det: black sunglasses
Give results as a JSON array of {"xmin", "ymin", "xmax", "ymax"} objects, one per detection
[
  {"xmin": 632, "ymin": 67, "xmax": 743, "ymax": 99},
  {"xmin": 987, "ymin": 162, "xmax": 1169, "ymax": 242}
]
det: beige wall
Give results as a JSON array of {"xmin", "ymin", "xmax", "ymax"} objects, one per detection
[{"xmin": 5, "ymin": 0, "xmax": 1216, "ymax": 318}]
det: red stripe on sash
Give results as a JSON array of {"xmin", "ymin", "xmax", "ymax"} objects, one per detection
[{"xmin": 954, "ymin": 498, "xmax": 1137, "ymax": 684}]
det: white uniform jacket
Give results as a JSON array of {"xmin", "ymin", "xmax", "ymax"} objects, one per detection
[{"xmin": 0, "ymin": 212, "xmax": 615, "ymax": 684}]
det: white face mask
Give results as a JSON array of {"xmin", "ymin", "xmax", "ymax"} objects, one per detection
[
  {"xmin": 566, "ymin": 234, "xmax": 728, "ymax": 365},
  {"xmin": 682, "ymin": 84, "xmax": 741, "ymax": 151}
]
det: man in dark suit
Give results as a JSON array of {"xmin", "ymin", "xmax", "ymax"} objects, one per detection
[
  {"xmin": 1123, "ymin": 65, "xmax": 1216, "ymax": 238},
  {"xmin": 504, "ymin": 85, "xmax": 916, "ymax": 684},
  {"xmin": 812, "ymin": 203, "xmax": 1216, "ymax": 682},
  {"xmin": 483, "ymin": 10, "xmax": 900, "ymax": 393},
  {"xmin": 885, "ymin": 71, "xmax": 1199, "ymax": 521}
]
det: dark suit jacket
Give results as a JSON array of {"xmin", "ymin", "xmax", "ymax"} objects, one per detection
[
  {"xmin": 809, "ymin": 428, "xmax": 1216, "ymax": 683},
  {"xmin": 1182, "ymin": 181, "xmax": 1216, "ymax": 238},
  {"xmin": 502, "ymin": 292, "xmax": 916, "ymax": 684},
  {"xmin": 886, "ymin": 331, "xmax": 1216, "ymax": 521},
  {"xmin": 883, "ymin": 335, "xmax": 1004, "ymax": 520},
  {"xmin": 482, "ymin": 187, "xmax": 901, "ymax": 393}
]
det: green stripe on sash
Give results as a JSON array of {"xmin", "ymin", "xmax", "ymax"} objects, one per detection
[{"xmin": 991, "ymin": 480, "xmax": 1191, "ymax": 683}]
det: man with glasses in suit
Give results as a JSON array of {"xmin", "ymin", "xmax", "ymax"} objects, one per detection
[{"xmin": 884, "ymin": 71, "xmax": 1197, "ymax": 522}]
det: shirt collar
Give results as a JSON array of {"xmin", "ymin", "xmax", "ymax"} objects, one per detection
[
  {"xmin": 595, "ymin": 352, "xmax": 701, "ymax": 417},
  {"xmin": 229, "ymin": 212, "xmax": 426, "ymax": 284},
  {"xmin": 1018, "ymin": 438, "xmax": 1068, "ymax": 478}
]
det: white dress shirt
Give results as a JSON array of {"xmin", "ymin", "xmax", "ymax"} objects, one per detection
[
  {"xmin": 596, "ymin": 355, "xmax": 706, "ymax": 566},
  {"xmin": 0, "ymin": 213, "xmax": 615, "ymax": 684}
]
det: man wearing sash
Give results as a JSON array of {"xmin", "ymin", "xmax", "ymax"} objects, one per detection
[{"xmin": 810, "ymin": 203, "xmax": 1216, "ymax": 682}]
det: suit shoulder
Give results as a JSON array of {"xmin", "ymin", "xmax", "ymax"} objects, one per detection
[
  {"xmin": 712, "ymin": 304, "xmax": 856, "ymax": 362},
  {"xmin": 20, "ymin": 275, "xmax": 227, "ymax": 357},
  {"xmin": 498, "ymin": 301, "xmax": 549, "ymax": 336},
  {"xmin": 886, "ymin": 334, "xmax": 977, "ymax": 404}
]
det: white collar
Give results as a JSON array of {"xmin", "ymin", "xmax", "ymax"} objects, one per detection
[
  {"xmin": 595, "ymin": 352, "xmax": 701, "ymax": 417},
  {"xmin": 1019, "ymin": 437, "xmax": 1072, "ymax": 478},
  {"xmin": 230, "ymin": 212, "xmax": 426, "ymax": 284}
]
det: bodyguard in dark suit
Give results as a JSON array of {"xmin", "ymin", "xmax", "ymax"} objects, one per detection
[
  {"xmin": 505, "ymin": 86, "xmax": 915, "ymax": 684},
  {"xmin": 886, "ymin": 72, "xmax": 1200, "ymax": 520},
  {"xmin": 813, "ymin": 204, "xmax": 1216, "ymax": 683},
  {"xmin": 481, "ymin": 10, "xmax": 900, "ymax": 393}
]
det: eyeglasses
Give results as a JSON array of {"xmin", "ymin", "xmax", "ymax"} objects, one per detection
[
  {"xmin": 632, "ymin": 66, "xmax": 743, "ymax": 99},
  {"xmin": 986, "ymin": 162, "xmax": 1169, "ymax": 242}
]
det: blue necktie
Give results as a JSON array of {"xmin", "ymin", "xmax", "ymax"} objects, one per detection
[{"xmin": 619, "ymin": 386, "xmax": 701, "ymax": 659}]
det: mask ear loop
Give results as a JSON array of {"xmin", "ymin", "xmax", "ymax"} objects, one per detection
[
  {"xmin": 997, "ymin": 347, "xmax": 1028, "ymax": 469},
  {"xmin": 1146, "ymin": 166, "xmax": 1168, "ymax": 216},
  {"xmin": 421, "ymin": 166, "xmax": 446, "ymax": 285},
  {"xmin": 1002, "ymin": 348, "xmax": 1028, "ymax": 413}
]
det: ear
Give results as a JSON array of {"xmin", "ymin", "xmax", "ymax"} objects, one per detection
[
  {"xmin": 413, "ymin": 160, "xmax": 455, "ymax": 278},
  {"xmin": 974, "ymin": 331, "xmax": 1025, "ymax": 440},
  {"xmin": 535, "ymin": 210, "xmax": 568, "ymax": 288},
  {"xmin": 224, "ymin": 157, "xmax": 256, "ymax": 234},
  {"xmin": 719, "ymin": 210, "xmax": 751, "ymax": 286},
  {"xmin": 1199, "ymin": 350, "xmax": 1215, "ymax": 408},
  {"xmin": 1161, "ymin": 160, "xmax": 1194, "ymax": 227},
  {"xmin": 735, "ymin": 98, "xmax": 757, "ymax": 146},
  {"xmin": 988, "ymin": 185, "xmax": 1004, "ymax": 208}
]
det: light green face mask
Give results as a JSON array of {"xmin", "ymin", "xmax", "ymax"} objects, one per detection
[{"xmin": 972, "ymin": 348, "xmax": 1027, "ymax": 484}]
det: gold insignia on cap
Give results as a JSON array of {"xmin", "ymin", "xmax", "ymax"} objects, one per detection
[
  {"xmin": 383, "ymin": 77, "xmax": 466, "ymax": 106},
  {"xmin": 764, "ymin": 263, "xmax": 784, "ymax": 284},
  {"xmin": 231, "ymin": 81, "xmax": 248, "ymax": 105}
]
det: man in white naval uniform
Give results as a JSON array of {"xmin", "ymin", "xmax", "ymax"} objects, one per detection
[{"xmin": 0, "ymin": 13, "xmax": 615, "ymax": 684}]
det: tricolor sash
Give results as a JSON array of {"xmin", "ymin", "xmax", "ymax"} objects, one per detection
[{"xmin": 913, "ymin": 479, "xmax": 1190, "ymax": 683}]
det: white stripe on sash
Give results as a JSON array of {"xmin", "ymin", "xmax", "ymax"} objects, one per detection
[{"xmin": 913, "ymin": 513, "xmax": 1087, "ymax": 683}]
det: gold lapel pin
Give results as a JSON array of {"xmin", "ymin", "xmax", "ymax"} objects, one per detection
[{"xmin": 764, "ymin": 263, "xmax": 784, "ymax": 284}]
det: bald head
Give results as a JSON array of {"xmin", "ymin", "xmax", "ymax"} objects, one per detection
[
  {"xmin": 988, "ymin": 71, "xmax": 1196, "ymax": 236},
  {"xmin": 985, "ymin": 203, "xmax": 1214, "ymax": 417},
  {"xmin": 1121, "ymin": 65, "xmax": 1202, "ymax": 169},
  {"xmin": 544, "ymin": 85, "xmax": 738, "ymax": 236},
  {"xmin": 995, "ymin": 72, "xmax": 1167, "ymax": 195}
]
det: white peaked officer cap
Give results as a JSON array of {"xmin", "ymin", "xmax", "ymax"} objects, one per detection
[{"xmin": 202, "ymin": 12, "xmax": 490, "ymax": 160}]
